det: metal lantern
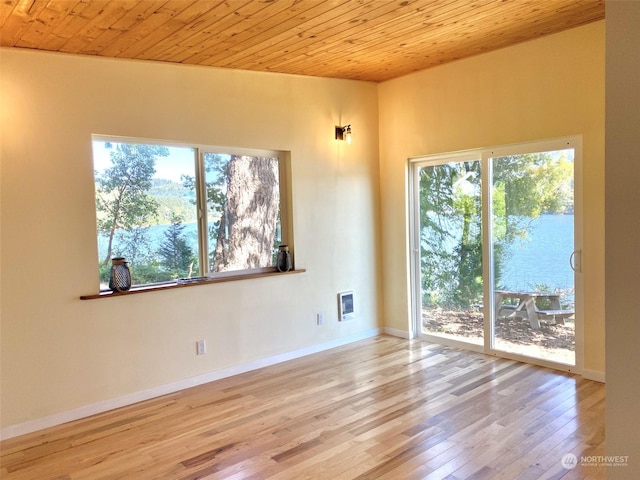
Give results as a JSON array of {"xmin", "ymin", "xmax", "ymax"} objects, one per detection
[
  {"xmin": 109, "ymin": 257, "xmax": 132, "ymax": 292},
  {"xmin": 276, "ymin": 245, "xmax": 292, "ymax": 272}
]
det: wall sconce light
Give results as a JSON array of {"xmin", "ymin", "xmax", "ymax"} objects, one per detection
[{"xmin": 335, "ymin": 124, "xmax": 352, "ymax": 144}]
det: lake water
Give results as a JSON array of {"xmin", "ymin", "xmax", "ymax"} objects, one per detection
[
  {"xmin": 100, "ymin": 214, "xmax": 575, "ymax": 304},
  {"xmin": 98, "ymin": 222, "xmax": 200, "ymax": 260},
  {"xmin": 498, "ymin": 214, "xmax": 574, "ymax": 297}
]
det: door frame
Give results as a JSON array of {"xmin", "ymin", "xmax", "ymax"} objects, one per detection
[{"xmin": 408, "ymin": 136, "xmax": 583, "ymax": 374}]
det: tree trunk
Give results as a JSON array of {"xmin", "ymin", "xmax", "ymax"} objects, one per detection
[
  {"xmin": 212, "ymin": 155, "xmax": 280, "ymax": 272},
  {"xmin": 102, "ymin": 224, "xmax": 116, "ymax": 267},
  {"xmin": 102, "ymin": 193, "xmax": 124, "ymax": 266}
]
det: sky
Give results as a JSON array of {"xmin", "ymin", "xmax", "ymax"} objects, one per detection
[{"xmin": 92, "ymin": 140, "xmax": 197, "ymax": 183}]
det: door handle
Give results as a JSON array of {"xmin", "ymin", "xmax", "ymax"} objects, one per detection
[{"xmin": 570, "ymin": 250, "xmax": 581, "ymax": 273}]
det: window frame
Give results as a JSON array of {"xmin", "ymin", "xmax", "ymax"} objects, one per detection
[{"xmin": 91, "ymin": 135, "xmax": 294, "ymax": 291}]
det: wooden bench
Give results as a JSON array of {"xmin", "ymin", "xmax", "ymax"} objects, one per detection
[
  {"xmin": 495, "ymin": 290, "xmax": 573, "ymax": 329},
  {"xmin": 535, "ymin": 309, "xmax": 575, "ymax": 326}
]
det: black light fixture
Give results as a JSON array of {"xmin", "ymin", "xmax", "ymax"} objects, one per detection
[{"xmin": 335, "ymin": 124, "xmax": 352, "ymax": 144}]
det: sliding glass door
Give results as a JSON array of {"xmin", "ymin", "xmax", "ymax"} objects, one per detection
[
  {"xmin": 411, "ymin": 138, "xmax": 581, "ymax": 369},
  {"xmin": 415, "ymin": 156, "xmax": 484, "ymax": 348},
  {"xmin": 490, "ymin": 148, "xmax": 576, "ymax": 365}
]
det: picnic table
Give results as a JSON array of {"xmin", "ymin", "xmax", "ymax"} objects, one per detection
[{"xmin": 494, "ymin": 290, "xmax": 574, "ymax": 329}]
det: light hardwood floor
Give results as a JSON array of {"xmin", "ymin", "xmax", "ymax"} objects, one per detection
[{"xmin": 0, "ymin": 336, "xmax": 605, "ymax": 480}]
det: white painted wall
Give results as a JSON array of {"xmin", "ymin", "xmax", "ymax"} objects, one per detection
[
  {"xmin": 378, "ymin": 22, "xmax": 606, "ymax": 377},
  {"xmin": 0, "ymin": 49, "xmax": 382, "ymax": 432},
  {"xmin": 605, "ymin": 1, "xmax": 640, "ymax": 477}
]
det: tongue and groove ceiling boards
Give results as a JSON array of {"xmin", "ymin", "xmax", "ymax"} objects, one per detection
[{"xmin": 0, "ymin": 1, "xmax": 605, "ymax": 82}]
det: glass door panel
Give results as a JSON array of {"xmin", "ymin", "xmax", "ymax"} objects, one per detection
[
  {"xmin": 417, "ymin": 159, "xmax": 483, "ymax": 346},
  {"xmin": 491, "ymin": 149, "xmax": 576, "ymax": 365}
]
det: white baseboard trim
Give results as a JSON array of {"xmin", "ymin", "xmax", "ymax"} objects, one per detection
[
  {"xmin": 582, "ymin": 368, "xmax": 605, "ymax": 383},
  {"xmin": 1, "ymin": 328, "xmax": 382, "ymax": 441},
  {"xmin": 383, "ymin": 327, "xmax": 412, "ymax": 339}
]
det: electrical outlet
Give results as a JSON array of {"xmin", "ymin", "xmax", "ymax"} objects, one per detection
[
  {"xmin": 196, "ymin": 339, "xmax": 206, "ymax": 355},
  {"xmin": 316, "ymin": 313, "xmax": 324, "ymax": 326}
]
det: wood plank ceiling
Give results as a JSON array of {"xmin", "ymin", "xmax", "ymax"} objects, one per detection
[{"xmin": 0, "ymin": 0, "xmax": 605, "ymax": 82}]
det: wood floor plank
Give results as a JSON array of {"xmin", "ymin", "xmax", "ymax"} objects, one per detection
[{"xmin": 0, "ymin": 335, "xmax": 605, "ymax": 480}]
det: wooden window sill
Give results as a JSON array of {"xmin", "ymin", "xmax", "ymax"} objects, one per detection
[{"xmin": 80, "ymin": 269, "xmax": 306, "ymax": 300}]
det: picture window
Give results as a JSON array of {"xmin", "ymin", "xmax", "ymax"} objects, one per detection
[{"xmin": 92, "ymin": 136, "xmax": 291, "ymax": 289}]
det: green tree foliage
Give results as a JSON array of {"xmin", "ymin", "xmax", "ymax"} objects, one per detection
[
  {"xmin": 115, "ymin": 226, "xmax": 153, "ymax": 265},
  {"xmin": 151, "ymin": 178, "xmax": 198, "ymax": 224},
  {"xmin": 492, "ymin": 152, "xmax": 573, "ymax": 245},
  {"xmin": 182, "ymin": 153, "xmax": 227, "ymax": 261},
  {"xmin": 420, "ymin": 151, "xmax": 572, "ymax": 309},
  {"xmin": 95, "ymin": 143, "xmax": 169, "ymax": 265},
  {"xmin": 98, "ymin": 227, "xmax": 165, "ymax": 286},
  {"xmin": 420, "ymin": 161, "xmax": 484, "ymax": 308},
  {"xmin": 203, "ymin": 154, "xmax": 228, "ymax": 266},
  {"xmin": 157, "ymin": 215, "xmax": 196, "ymax": 279}
]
